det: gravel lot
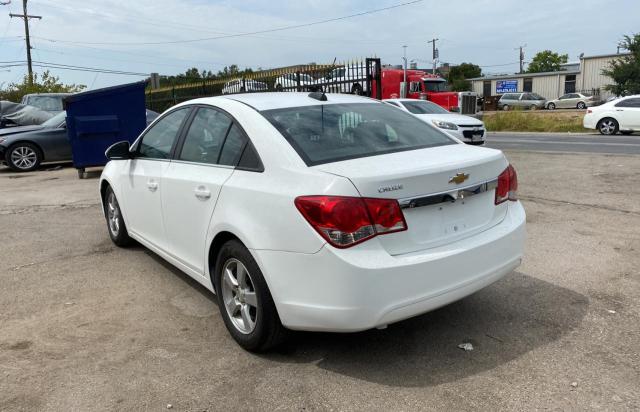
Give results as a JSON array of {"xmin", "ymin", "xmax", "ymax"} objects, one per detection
[{"xmin": 1, "ymin": 151, "xmax": 639, "ymax": 411}]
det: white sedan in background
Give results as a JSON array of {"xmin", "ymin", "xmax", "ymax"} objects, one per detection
[
  {"xmin": 100, "ymin": 92, "xmax": 525, "ymax": 351},
  {"xmin": 273, "ymin": 73, "xmax": 318, "ymax": 91},
  {"xmin": 583, "ymin": 95, "xmax": 640, "ymax": 135},
  {"xmin": 384, "ymin": 98, "xmax": 486, "ymax": 145}
]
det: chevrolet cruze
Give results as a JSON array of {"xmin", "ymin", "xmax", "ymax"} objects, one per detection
[{"xmin": 100, "ymin": 92, "xmax": 526, "ymax": 351}]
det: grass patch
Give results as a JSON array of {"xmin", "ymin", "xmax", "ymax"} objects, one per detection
[{"xmin": 483, "ymin": 110, "xmax": 586, "ymax": 133}]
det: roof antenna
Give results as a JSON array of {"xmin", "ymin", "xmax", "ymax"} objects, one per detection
[{"xmin": 309, "ymin": 57, "xmax": 335, "ymax": 101}]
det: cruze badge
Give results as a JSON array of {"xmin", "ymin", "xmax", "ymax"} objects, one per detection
[
  {"xmin": 378, "ymin": 184, "xmax": 403, "ymax": 193},
  {"xmin": 449, "ymin": 173, "xmax": 469, "ymax": 185}
]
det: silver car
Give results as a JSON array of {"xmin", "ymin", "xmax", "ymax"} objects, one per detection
[
  {"xmin": 498, "ymin": 92, "xmax": 547, "ymax": 110},
  {"xmin": 546, "ymin": 93, "xmax": 597, "ymax": 110}
]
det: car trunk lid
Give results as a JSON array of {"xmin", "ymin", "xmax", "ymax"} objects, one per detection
[{"xmin": 315, "ymin": 144, "xmax": 509, "ymax": 255}]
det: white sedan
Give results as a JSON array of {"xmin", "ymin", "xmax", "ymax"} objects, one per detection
[
  {"xmin": 384, "ymin": 98, "xmax": 486, "ymax": 145},
  {"xmin": 100, "ymin": 92, "xmax": 525, "ymax": 351},
  {"xmin": 583, "ymin": 95, "xmax": 640, "ymax": 135}
]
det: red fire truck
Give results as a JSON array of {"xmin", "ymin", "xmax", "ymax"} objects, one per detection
[{"xmin": 371, "ymin": 69, "xmax": 478, "ymax": 115}]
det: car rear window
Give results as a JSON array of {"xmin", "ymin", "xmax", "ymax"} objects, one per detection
[{"xmin": 261, "ymin": 103, "xmax": 455, "ymax": 166}]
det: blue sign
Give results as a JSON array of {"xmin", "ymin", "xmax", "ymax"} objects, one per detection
[{"xmin": 496, "ymin": 80, "xmax": 518, "ymax": 94}]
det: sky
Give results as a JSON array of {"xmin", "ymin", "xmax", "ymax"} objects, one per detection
[{"xmin": 0, "ymin": 0, "xmax": 638, "ymax": 90}]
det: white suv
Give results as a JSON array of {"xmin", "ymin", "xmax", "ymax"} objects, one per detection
[{"xmin": 583, "ymin": 95, "xmax": 640, "ymax": 135}]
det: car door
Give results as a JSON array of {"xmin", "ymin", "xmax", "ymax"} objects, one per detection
[
  {"xmin": 556, "ymin": 94, "xmax": 569, "ymax": 109},
  {"xmin": 614, "ymin": 98, "xmax": 640, "ymax": 129},
  {"xmin": 161, "ymin": 106, "xmax": 247, "ymax": 276},
  {"xmin": 120, "ymin": 107, "xmax": 191, "ymax": 250}
]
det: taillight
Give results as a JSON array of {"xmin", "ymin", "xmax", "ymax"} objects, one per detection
[
  {"xmin": 295, "ymin": 196, "xmax": 407, "ymax": 248},
  {"xmin": 495, "ymin": 164, "xmax": 518, "ymax": 205}
]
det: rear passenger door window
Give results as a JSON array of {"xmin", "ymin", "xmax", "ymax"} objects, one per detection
[
  {"xmin": 178, "ymin": 108, "xmax": 232, "ymax": 164},
  {"xmin": 218, "ymin": 124, "xmax": 247, "ymax": 166}
]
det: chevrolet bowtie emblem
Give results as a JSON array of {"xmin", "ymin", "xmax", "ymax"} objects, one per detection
[{"xmin": 449, "ymin": 173, "xmax": 469, "ymax": 185}]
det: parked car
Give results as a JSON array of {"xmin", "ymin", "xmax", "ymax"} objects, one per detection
[
  {"xmin": 583, "ymin": 95, "xmax": 640, "ymax": 135},
  {"xmin": 0, "ymin": 111, "xmax": 69, "ymax": 171},
  {"xmin": 99, "ymin": 92, "xmax": 526, "ymax": 351},
  {"xmin": 323, "ymin": 65, "xmax": 368, "ymax": 94},
  {"xmin": 384, "ymin": 98, "xmax": 485, "ymax": 145},
  {"xmin": 221, "ymin": 79, "xmax": 268, "ymax": 95},
  {"xmin": 546, "ymin": 93, "xmax": 597, "ymax": 110},
  {"xmin": 20, "ymin": 93, "xmax": 72, "ymax": 113},
  {"xmin": 498, "ymin": 92, "xmax": 547, "ymax": 110},
  {"xmin": 274, "ymin": 73, "xmax": 318, "ymax": 91},
  {"xmin": 0, "ymin": 110, "xmax": 160, "ymax": 171}
]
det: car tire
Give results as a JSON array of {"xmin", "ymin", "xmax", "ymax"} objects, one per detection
[
  {"xmin": 5, "ymin": 142, "xmax": 42, "ymax": 172},
  {"xmin": 501, "ymin": 104, "xmax": 509, "ymax": 111},
  {"xmin": 214, "ymin": 239, "xmax": 286, "ymax": 352},
  {"xmin": 275, "ymin": 84, "xmax": 283, "ymax": 91},
  {"xmin": 547, "ymin": 102, "xmax": 556, "ymax": 110},
  {"xmin": 597, "ymin": 118, "xmax": 619, "ymax": 135},
  {"xmin": 530, "ymin": 104, "xmax": 537, "ymax": 110},
  {"xmin": 577, "ymin": 102, "xmax": 586, "ymax": 109},
  {"xmin": 103, "ymin": 186, "xmax": 133, "ymax": 247},
  {"xmin": 351, "ymin": 84, "xmax": 363, "ymax": 95}
]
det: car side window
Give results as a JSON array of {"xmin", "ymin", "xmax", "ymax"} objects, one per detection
[
  {"xmin": 138, "ymin": 108, "xmax": 189, "ymax": 159},
  {"xmin": 616, "ymin": 98, "xmax": 640, "ymax": 108},
  {"xmin": 179, "ymin": 108, "xmax": 232, "ymax": 164},
  {"xmin": 219, "ymin": 124, "xmax": 247, "ymax": 166}
]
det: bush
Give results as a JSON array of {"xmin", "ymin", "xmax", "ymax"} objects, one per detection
[{"xmin": 483, "ymin": 111, "xmax": 585, "ymax": 133}]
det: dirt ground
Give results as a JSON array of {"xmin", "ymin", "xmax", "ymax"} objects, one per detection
[{"xmin": 0, "ymin": 151, "xmax": 639, "ymax": 411}]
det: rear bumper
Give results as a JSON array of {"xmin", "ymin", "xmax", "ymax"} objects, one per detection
[
  {"xmin": 583, "ymin": 114, "xmax": 597, "ymax": 129},
  {"xmin": 253, "ymin": 201, "xmax": 526, "ymax": 332}
]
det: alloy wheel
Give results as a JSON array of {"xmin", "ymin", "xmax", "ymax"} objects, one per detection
[
  {"xmin": 10, "ymin": 146, "xmax": 37, "ymax": 170},
  {"xmin": 599, "ymin": 120, "xmax": 616, "ymax": 135},
  {"xmin": 221, "ymin": 258, "xmax": 258, "ymax": 334},
  {"xmin": 106, "ymin": 192, "xmax": 120, "ymax": 237}
]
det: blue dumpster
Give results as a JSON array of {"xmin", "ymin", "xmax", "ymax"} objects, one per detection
[{"xmin": 64, "ymin": 81, "xmax": 147, "ymax": 177}]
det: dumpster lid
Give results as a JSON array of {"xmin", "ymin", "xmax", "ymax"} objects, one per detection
[{"xmin": 64, "ymin": 81, "xmax": 147, "ymax": 107}]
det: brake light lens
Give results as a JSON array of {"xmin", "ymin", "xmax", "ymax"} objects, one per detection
[
  {"xmin": 495, "ymin": 164, "xmax": 518, "ymax": 205},
  {"xmin": 295, "ymin": 196, "xmax": 407, "ymax": 248}
]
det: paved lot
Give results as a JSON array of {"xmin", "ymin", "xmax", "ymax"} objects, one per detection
[
  {"xmin": 486, "ymin": 132, "xmax": 640, "ymax": 154},
  {"xmin": 1, "ymin": 148, "xmax": 639, "ymax": 411}
]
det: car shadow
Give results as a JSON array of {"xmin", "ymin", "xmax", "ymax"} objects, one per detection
[
  {"xmin": 263, "ymin": 271, "xmax": 588, "ymax": 388},
  {"xmin": 133, "ymin": 246, "xmax": 588, "ymax": 388}
]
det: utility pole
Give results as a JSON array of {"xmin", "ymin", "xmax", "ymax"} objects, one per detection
[
  {"xmin": 516, "ymin": 44, "xmax": 526, "ymax": 74},
  {"xmin": 427, "ymin": 38, "xmax": 439, "ymax": 74},
  {"xmin": 402, "ymin": 45, "xmax": 407, "ymax": 98},
  {"xmin": 9, "ymin": 0, "xmax": 42, "ymax": 85}
]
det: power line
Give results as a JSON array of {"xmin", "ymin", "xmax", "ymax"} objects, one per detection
[
  {"xmin": 0, "ymin": 60, "xmax": 149, "ymax": 76},
  {"xmin": 30, "ymin": 0, "xmax": 424, "ymax": 46}
]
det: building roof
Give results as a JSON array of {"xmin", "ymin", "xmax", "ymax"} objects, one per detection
[
  {"xmin": 582, "ymin": 52, "xmax": 631, "ymax": 60},
  {"xmin": 468, "ymin": 70, "xmax": 580, "ymax": 81}
]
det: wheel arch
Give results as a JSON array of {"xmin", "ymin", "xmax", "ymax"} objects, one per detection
[{"xmin": 207, "ymin": 231, "xmax": 243, "ymax": 291}]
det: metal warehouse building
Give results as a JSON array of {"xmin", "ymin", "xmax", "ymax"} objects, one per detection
[{"xmin": 469, "ymin": 52, "xmax": 630, "ymax": 101}]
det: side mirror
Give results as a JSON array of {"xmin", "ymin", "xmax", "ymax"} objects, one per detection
[{"xmin": 105, "ymin": 140, "xmax": 132, "ymax": 160}]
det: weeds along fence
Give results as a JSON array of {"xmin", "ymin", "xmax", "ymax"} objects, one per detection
[{"xmin": 146, "ymin": 58, "xmax": 382, "ymax": 112}]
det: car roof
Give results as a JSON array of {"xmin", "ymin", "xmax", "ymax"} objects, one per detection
[{"xmin": 189, "ymin": 92, "xmax": 380, "ymax": 111}]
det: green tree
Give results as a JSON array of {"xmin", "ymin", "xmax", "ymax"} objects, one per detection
[
  {"xmin": 0, "ymin": 71, "xmax": 86, "ymax": 102},
  {"xmin": 448, "ymin": 63, "xmax": 481, "ymax": 91},
  {"xmin": 526, "ymin": 50, "xmax": 568, "ymax": 73},
  {"xmin": 602, "ymin": 34, "xmax": 640, "ymax": 96}
]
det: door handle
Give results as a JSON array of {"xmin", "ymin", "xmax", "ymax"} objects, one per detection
[
  {"xmin": 147, "ymin": 180, "xmax": 159, "ymax": 192},
  {"xmin": 194, "ymin": 186, "xmax": 211, "ymax": 200}
]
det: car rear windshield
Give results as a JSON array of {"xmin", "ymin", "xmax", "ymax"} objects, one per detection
[
  {"xmin": 261, "ymin": 103, "xmax": 455, "ymax": 166},
  {"xmin": 401, "ymin": 100, "xmax": 449, "ymax": 114}
]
